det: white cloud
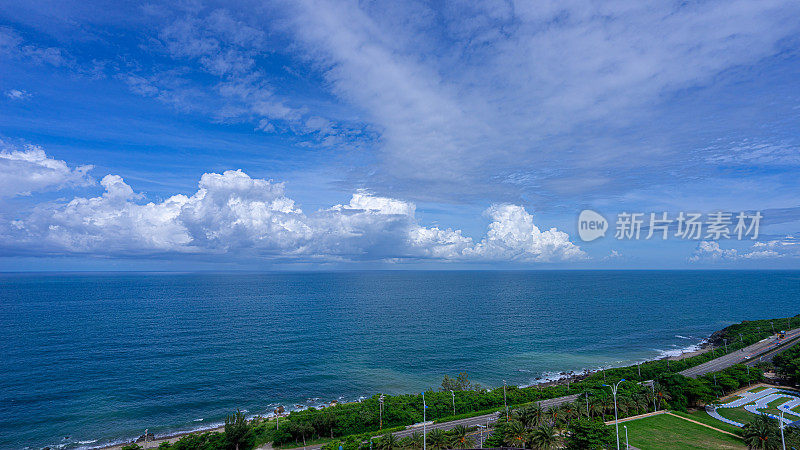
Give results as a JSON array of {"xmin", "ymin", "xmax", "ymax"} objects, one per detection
[
  {"xmin": 704, "ymin": 139, "xmax": 800, "ymax": 166},
  {"xmin": 3, "ymin": 161, "xmax": 583, "ymax": 263},
  {"xmin": 4, "ymin": 89, "xmax": 31, "ymax": 100},
  {"xmin": 0, "ymin": 26, "xmax": 72, "ymax": 67},
  {"xmin": 689, "ymin": 241, "xmax": 739, "ymax": 262},
  {"xmin": 277, "ymin": 0, "xmax": 800, "ymax": 198},
  {"xmin": 0, "ymin": 144, "xmax": 93, "ymax": 197},
  {"xmin": 465, "ymin": 204, "xmax": 586, "ymax": 262},
  {"xmin": 690, "ymin": 236, "xmax": 800, "ymax": 261}
]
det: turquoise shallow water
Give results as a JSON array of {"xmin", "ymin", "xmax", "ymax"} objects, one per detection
[{"xmin": 1, "ymin": 270, "xmax": 799, "ymax": 449}]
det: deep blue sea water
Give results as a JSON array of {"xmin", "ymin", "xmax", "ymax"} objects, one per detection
[{"xmin": 1, "ymin": 271, "xmax": 799, "ymax": 449}]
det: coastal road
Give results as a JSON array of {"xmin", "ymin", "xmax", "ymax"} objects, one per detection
[
  {"xmin": 745, "ymin": 333, "xmax": 800, "ymax": 365},
  {"xmin": 679, "ymin": 328, "xmax": 800, "ymax": 378},
  {"xmin": 389, "ymin": 393, "xmax": 581, "ymax": 439},
  {"xmin": 292, "ymin": 393, "xmax": 581, "ymax": 450}
]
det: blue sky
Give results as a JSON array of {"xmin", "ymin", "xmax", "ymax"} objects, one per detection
[{"xmin": 1, "ymin": 0, "xmax": 799, "ymax": 270}]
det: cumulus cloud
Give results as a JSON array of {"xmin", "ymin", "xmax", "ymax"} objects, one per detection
[
  {"xmin": 2, "ymin": 164, "xmax": 584, "ymax": 263},
  {"xmin": 0, "ymin": 144, "xmax": 93, "ymax": 197},
  {"xmin": 690, "ymin": 237, "xmax": 800, "ymax": 261},
  {"xmin": 465, "ymin": 205, "xmax": 586, "ymax": 262}
]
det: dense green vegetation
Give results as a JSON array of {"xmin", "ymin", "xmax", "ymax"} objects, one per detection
[
  {"xmin": 119, "ymin": 315, "xmax": 796, "ymax": 449},
  {"xmin": 773, "ymin": 340, "xmax": 800, "ymax": 384}
]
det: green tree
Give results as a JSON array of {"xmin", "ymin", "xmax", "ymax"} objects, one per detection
[
  {"xmin": 441, "ymin": 372, "xmax": 479, "ymax": 391},
  {"xmin": 427, "ymin": 429, "xmax": 450, "ymax": 450},
  {"xmin": 512, "ymin": 406, "xmax": 538, "ymax": 428},
  {"xmin": 225, "ymin": 410, "xmax": 252, "ymax": 450},
  {"xmin": 377, "ymin": 432, "xmax": 400, "ymax": 450},
  {"xmin": 404, "ymin": 432, "xmax": 425, "ymax": 450},
  {"xmin": 448, "ymin": 425, "xmax": 473, "ymax": 448},
  {"xmin": 527, "ymin": 424, "xmax": 559, "ymax": 450},
  {"xmin": 503, "ymin": 421, "xmax": 528, "ymax": 448},
  {"xmin": 558, "ymin": 403, "xmax": 579, "ymax": 428},
  {"xmin": 742, "ymin": 414, "xmax": 781, "ymax": 450},
  {"xmin": 564, "ymin": 419, "xmax": 614, "ymax": 450},
  {"xmin": 529, "ymin": 404, "xmax": 545, "ymax": 427}
]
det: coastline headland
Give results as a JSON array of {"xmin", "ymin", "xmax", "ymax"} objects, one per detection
[{"xmin": 87, "ymin": 316, "xmax": 800, "ymax": 450}]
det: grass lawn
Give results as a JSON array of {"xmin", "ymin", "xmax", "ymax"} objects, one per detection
[
  {"xmin": 620, "ymin": 414, "xmax": 745, "ymax": 450},
  {"xmin": 674, "ymin": 410, "xmax": 742, "ymax": 436},
  {"xmin": 746, "ymin": 386, "xmax": 770, "ymax": 393},
  {"xmin": 761, "ymin": 396, "xmax": 789, "ymax": 416},
  {"xmin": 717, "ymin": 406, "xmax": 757, "ymax": 425}
]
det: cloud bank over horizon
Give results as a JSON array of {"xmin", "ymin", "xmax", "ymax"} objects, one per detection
[
  {"xmin": 2, "ymin": 0, "xmax": 800, "ymax": 268},
  {"xmin": 0, "ymin": 146, "xmax": 585, "ymax": 264}
]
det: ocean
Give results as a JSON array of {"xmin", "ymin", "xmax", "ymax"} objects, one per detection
[{"xmin": 1, "ymin": 270, "xmax": 798, "ymax": 449}]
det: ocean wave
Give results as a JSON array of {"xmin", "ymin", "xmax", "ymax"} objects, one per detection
[{"xmin": 521, "ymin": 338, "xmax": 708, "ymax": 387}]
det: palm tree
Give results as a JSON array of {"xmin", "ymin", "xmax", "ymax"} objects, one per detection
[
  {"xmin": 529, "ymin": 404, "xmax": 545, "ymax": 427},
  {"xmin": 448, "ymin": 425, "xmax": 473, "ymax": 448},
  {"xmin": 558, "ymin": 403, "xmax": 578, "ymax": 427},
  {"xmin": 633, "ymin": 394, "xmax": 649, "ymax": 415},
  {"xmin": 404, "ymin": 432, "xmax": 424, "ymax": 450},
  {"xmin": 546, "ymin": 407, "xmax": 560, "ymax": 427},
  {"xmin": 513, "ymin": 406, "xmax": 536, "ymax": 428},
  {"xmin": 503, "ymin": 420, "xmax": 528, "ymax": 448},
  {"xmin": 527, "ymin": 424, "xmax": 559, "ymax": 450},
  {"xmin": 427, "ymin": 429, "xmax": 450, "ymax": 450},
  {"xmin": 377, "ymin": 432, "xmax": 400, "ymax": 450},
  {"xmin": 617, "ymin": 399, "xmax": 630, "ymax": 418},
  {"xmin": 742, "ymin": 414, "xmax": 780, "ymax": 450},
  {"xmin": 652, "ymin": 382, "xmax": 671, "ymax": 410}
]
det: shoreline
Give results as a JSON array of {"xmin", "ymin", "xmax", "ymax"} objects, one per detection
[{"xmin": 85, "ymin": 337, "xmax": 713, "ymax": 450}]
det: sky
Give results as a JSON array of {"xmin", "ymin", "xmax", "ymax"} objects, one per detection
[{"xmin": 1, "ymin": 0, "xmax": 799, "ymax": 271}]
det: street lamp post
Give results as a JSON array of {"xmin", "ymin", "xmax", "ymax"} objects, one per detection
[
  {"xmin": 604, "ymin": 379, "xmax": 625, "ymax": 450},
  {"xmin": 477, "ymin": 424, "xmax": 486, "ymax": 448},
  {"xmin": 450, "ymin": 390, "xmax": 455, "ymax": 415},
  {"xmin": 379, "ymin": 394, "xmax": 385, "ymax": 429},
  {"xmin": 651, "ymin": 384, "xmax": 657, "ymax": 412},
  {"xmin": 637, "ymin": 362, "xmax": 641, "ymax": 378},
  {"xmin": 422, "ymin": 392, "xmax": 427, "ymax": 450},
  {"xmin": 780, "ymin": 410, "xmax": 786, "ymax": 450},
  {"xmin": 585, "ymin": 391, "xmax": 590, "ymax": 417},
  {"xmin": 723, "ymin": 338, "xmax": 728, "ymax": 353},
  {"xmin": 503, "ymin": 380, "xmax": 508, "ymax": 421},
  {"xmin": 624, "ymin": 425, "xmax": 629, "ymax": 450},
  {"xmin": 772, "ymin": 321, "xmax": 776, "ymax": 335}
]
